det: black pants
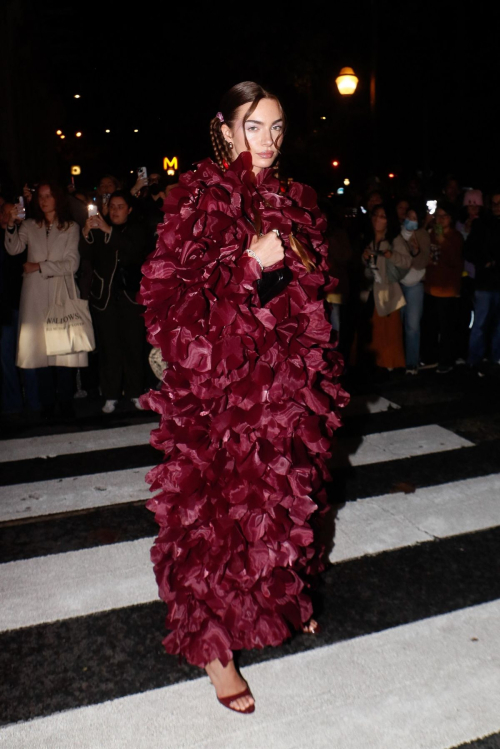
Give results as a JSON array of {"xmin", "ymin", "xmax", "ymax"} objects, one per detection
[
  {"xmin": 37, "ymin": 366, "xmax": 74, "ymax": 409},
  {"xmin": 92, "ymin": 293, "xmax": 145, "ymax": 400},
  {"xmin": 421, "ymin": 294, "xmax": 459, "ymax": 368}
]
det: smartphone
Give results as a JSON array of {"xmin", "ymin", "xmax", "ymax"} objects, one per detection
[
  {"xmin": 88, "ymin": 203, "xmax": 98, "ymax": 217},
  {"xmin": 426, "ymin": 200, "xmax": 437, "ymax": 215},
  {"xmin": 102, "ymin": 193, "xmax": 111, "ymax": 206},
  {"xmin": 16, "ymin": 196, "xmax": 26, "ymax": 221},
  {"xmin": 137, "ymin": 166, "xmax": 147, "ymax": 181}
]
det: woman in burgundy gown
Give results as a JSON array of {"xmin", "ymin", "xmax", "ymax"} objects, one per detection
[{"xmin": 139, "ymin": 82, "xmax": 348, "ymax": 713}]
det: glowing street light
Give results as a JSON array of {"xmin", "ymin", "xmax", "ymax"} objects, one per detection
[
  {"xmin": 344, "ymin": 178, "xmax": 350, "ymax": 186},
  {"xmin": 74, "ymin": 94, "xmax": 81, "ymax": 99},
  {"xmin": 320, "ymin": 116, "xmax": 327, "ymax": 120},
  {"xmin": 60, "ymin": 135, "xmax": 66, "ymax": 139},
  {"xmin": 133, "ymin": 129, "xmax": 139, "ymax": 133},
  {"xmin": 336, "ymin": 67, "xmax": 359, "ymax": 96},
  {"xmin": 332, "ymin": 160, "xmax": 339, "ymax": 168},
  {"xmin": 388, "ymin": 173, "xmax": 396, "ymax": 179},
  {"xmin": 56, "ymin": 129, "xmax": 62, "ymax": 136},
  {"xmin": 76, "ymin": 132, "xmax": 82, "ymax": 138},
  {"xmin": 105, "ymin": 129, "xmax": 111, "ymax": 133}
]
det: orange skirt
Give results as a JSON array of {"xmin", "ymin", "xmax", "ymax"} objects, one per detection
[{"xmin": 369, "ymin": 308, "xmax": 405, "ymax": 369}]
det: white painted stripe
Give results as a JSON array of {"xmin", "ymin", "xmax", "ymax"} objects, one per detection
[
  {"xmin": 329, "ymin": 473, "xmax": 500, "ymax": 563},
  {"xmin": 2, "ymin": 473, "xmax": 499, "ymax": 632},
  {"xmin": 0, "ymin": 467, "xmax": 152, "ymax": 523},
  {"xmin": 1, "ymin": 600, "xmax": 499, "ymax": 749},
  {"xmin": 344, "ymin": 394, "xmax": 400, "ymax": 414},
  {"xmin": 0, "ymin": 425, "xmax": 473, "ymax": 523},
  {"xmin": 347, "ymin": 424, "xmax": 473, "ymax": 466},
  {"xmin": 0, "ymin": 423, "xmax": 154, "ymax": 463},
  {"xmin": 0, "ymin": 538, "xmax": 156, "ymax": 632}
]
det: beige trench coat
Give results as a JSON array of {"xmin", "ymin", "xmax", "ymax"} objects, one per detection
[{"xmin": 4, "ymin": 219, "xmax": 87, "ymax": 368}]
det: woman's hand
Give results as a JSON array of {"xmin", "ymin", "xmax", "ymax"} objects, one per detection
[
  {"xmin": 362, "ymin": 247, "xmax": 374, "ymax": 262},
  {"xmin": 23, "ymin": 262, "xmax": 40, "ymax": 274},
  {"xmin": 83, "ymin": 218, "xmax": 93, "ymax": 239},
  {"xmin": 130, "ymin": 176, "xmax": 148, "ymax": 197},
  {"xmin": 91, "ymin": 213, "xmax": 111, "ymax": 234},
  {"xmin": 7, "ymin": 205, "xmax": 19, "ymax": 227},
  {"xmin": 22, "ymin": 184, "xmax": 33, "ymax": 204},
  {"xmin": 249, "ymin": 231, "xmax": 284, "ymax": 268},
  {"xmin": 382, "ymin": 249, "xmax": 392, "ymax": 259}
]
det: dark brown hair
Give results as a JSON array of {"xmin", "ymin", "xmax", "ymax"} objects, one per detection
[
  {"xmin": 210, "ymin": 81, "xmax": 285, "ymax": 171},
  {"xmin": 33, "ymin": 182, "xmax": 73, "ymax": 230}
]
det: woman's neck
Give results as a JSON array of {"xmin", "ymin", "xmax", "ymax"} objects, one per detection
[
  {"xmin": 44, "ymin": 211, "xmax": 56, "ymax": 225},
  {"xmin": 374, "ymin": 231, "xmax": 385, "ymax": 243}
]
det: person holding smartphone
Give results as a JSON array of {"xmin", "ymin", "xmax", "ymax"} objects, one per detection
[
  {"xmin": 80, "ymin": 191, "xmax": 148, "ymax": 413},
  {"xmin": 4, "ymin": 182, "xmax": 85, "ymax": 418}
]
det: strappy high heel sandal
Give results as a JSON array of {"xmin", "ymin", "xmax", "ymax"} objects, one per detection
[
  {"xmin": 217, "ymin": 684, "xmax": 255, "ymax": 714},
  {"xmin": 301, "ymin": 618, "xmax": 321, "ymax": 635}
]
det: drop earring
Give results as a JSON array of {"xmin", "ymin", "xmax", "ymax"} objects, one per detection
[{"xmin": 227, "ymin": 142, "xmax": 234, "ymax": 150}]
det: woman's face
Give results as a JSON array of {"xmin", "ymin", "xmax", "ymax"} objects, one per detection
[
  {"xmin": 435, "ymin": 209, "xmax": 451, "ymax": 229},
  {"xmin": 396, "ymin": 200, "xmax": 409, "ymax": 223},
  {"xmin": 99, "ymin": 177, "xmax": 117, "ymax": 195},
  {"xmin": 467, "ymin": 204, "xmax": 480, "ymax": 219},
  {"xmin": 223, "ymin": 97, "xmax": 284, "ymax": 174},
  {"xmin": 109, "ymin": 197, "xmax": 132, "ymax": 225},
  {"xmin": 372, "ymin": 207, "xmax": 387, "ymax": 234},
  {"xmin": 38, "ymin": 185, "xmax": 56, "ymax": 216},
  {"xmin": 406, "ymin": 209, "xmax": 418, "ymax": 223}
]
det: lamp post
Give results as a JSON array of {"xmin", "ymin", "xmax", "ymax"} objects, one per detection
[{"xmin": 335, "ymin": 67, "xmax": 359, "ymax": 97}]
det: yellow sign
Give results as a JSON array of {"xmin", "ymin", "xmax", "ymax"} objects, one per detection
[
  {"xmin": 163, "ymin": 157, "xmax": 178, "ymax": 171},
  {"xmin": 71, "ymin": 165, "xmax": 81, "ymax": 175}
]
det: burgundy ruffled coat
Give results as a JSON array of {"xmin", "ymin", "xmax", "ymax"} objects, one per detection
[{"xmin": 139, "ymin": 152, "xmax": 349, "ymax": 668}]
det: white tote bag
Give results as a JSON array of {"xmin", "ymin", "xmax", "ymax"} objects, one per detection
[{"xmin": 45, "ymin": 275, "xmax": 96, "ymax": 356}]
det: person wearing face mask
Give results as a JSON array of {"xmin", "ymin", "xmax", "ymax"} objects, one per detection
[
  {"xmin": 360, "ymin": 204, "xmax": 410, "ymax": 372},
  {"xmin": 79, "ymin": 190, "xmax": 148, "ymax": 413},
  {"xmin": 392, "ymin": 207, "xmax": 431, "ymax": 374}
]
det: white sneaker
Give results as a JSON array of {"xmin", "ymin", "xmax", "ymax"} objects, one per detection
[
  {"xmin": 102, "ymin": 399, "xmax": 118, "ymax": 414},
  {"xmin": 131, "ymin": 397, "xmax": 144, "ymax": 411}
]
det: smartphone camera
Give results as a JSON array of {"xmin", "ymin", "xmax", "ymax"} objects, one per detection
[
  {"xmin": 137, "ymin": 166, "xmax": 147, "ymax": 181},
  {"xmin": 426, "ymin": 200, "xmax": 437, "ymax": 215},
  {"xmin": 16, "ymin": 196, "xmax": 26, "ymax": 221},
  {"xmin": 88, "ymin": 203, "xmax": 98, "ymax": 218}
]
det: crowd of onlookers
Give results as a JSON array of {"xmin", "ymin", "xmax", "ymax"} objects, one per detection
[
  {"xmin": 323, "ymin": 176, "xmax": 500, "ymax": 380},
  {"xmin": 1, "ymin": 171, "xmax": 499, "ymax": 421}
]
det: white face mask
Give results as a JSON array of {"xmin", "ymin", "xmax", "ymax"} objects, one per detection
[{"xmin": 401, "ymin": 228, "xmax": 413, "ymax": 241}]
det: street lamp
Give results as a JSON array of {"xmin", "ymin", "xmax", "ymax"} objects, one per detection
[{"xmin": 336, "ymin": 67, "xmax": 359, "ymax": 96}]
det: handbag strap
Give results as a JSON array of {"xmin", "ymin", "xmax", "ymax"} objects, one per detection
[{"xmin": 53, "ymin": 274, "xmax": 78, "ymax": 306}]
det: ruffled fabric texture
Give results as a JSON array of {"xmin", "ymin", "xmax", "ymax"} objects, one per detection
[{"xmin": 139, "ymin": 152, "xmax": 349, "ymax": 667}]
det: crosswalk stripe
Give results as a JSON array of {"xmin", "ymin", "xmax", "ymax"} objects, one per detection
[
  {"xmin": 0, "ymin": 424, "xmax": 473, "ymax": 522},
  {"xmin": 329, "ymin": 472, "xmax": 500, "ymax": 562},
  {"xmin": 345, "ymin": 424, "xmax": 473, "ymax": 466},
  {"xmin": 2, "ymin": 472, "xmax": 499, "ymax": 632},
  {"xmin": 0, "ymin": 467, "xmax": 151, "ymax": 523},
  {"xmin": 1, "ymin": 599, "xmax": 498, "ymax": 748},
  {"xmin": 343, "ymin": 394, "xmax": 401, "ymax": 414},
  {"xmin": 0, "ymin": 423, "xmax": 155, "ymax": 464}
]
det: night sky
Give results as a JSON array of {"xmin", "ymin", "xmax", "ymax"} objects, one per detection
[{"xmin": 2, "ymin": 1, "xmax": 500, "ymax": 196}]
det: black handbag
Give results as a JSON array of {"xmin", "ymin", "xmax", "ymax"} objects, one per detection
[{"xmin": 257, "ymin": 265, "xmax": 293, "ymax": 306}]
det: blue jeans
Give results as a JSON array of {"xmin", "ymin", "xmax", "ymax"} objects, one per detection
[
  {"xmin": 400, "ymin": 282, "xmax": 424, "ymax": 369},
  {"xmin": 1, "ymin": 310, "xmax": 40, "ymax": 412},
  {"xmin": 467, "ymin": 289, "xmax": 500, "ymax": 366}
]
